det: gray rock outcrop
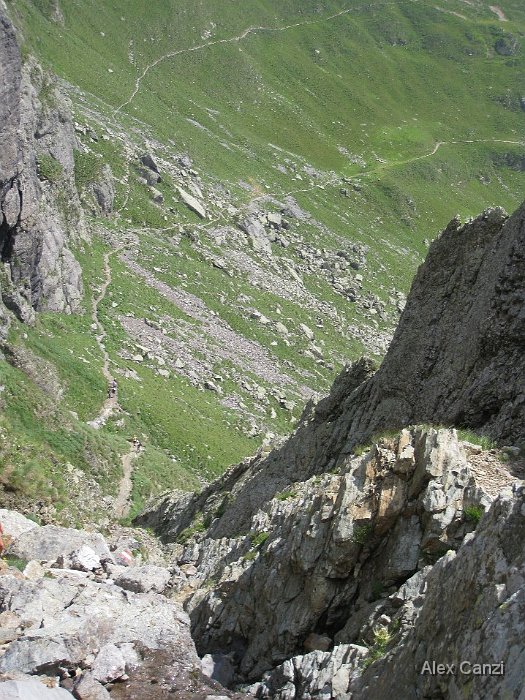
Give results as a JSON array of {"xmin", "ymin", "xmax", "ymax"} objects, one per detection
[
  {"xmin": 251, "ymin": 645, "xmax": 367, "ymax": 700},
  {"xmin": 0, "ymin": 572, "xmax": 193, "ymax": 675},
  {"xmin": 238, "ymin": 217, "xmax": 272, "ymax": 255},
  {"xmin": 352, "ymin": 484, "xmax": 525, "ymax": 699},
  {"xmin": 164, "ymin": 429, "xmax": 519, "ymax": 679},
  {"xmin": 9, "ymin": 525, "xmax": 114, "ymax": 564},
  {"xmin": 252, "ymin": 483, "xmax": 523, "ymax": 699},
  {"xmin": 114, "ymin": 564, "xmax": 171, "ymax": 594},
  {"xmin": 0, "ymin": 513, "xmax": 242, "ymax": 699},
  {"xmin": 0, "ymin": 8, "xmax": 84, "ymax": 333}
]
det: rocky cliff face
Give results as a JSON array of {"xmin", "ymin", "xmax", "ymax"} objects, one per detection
[
  {"xmin": 138, "ymin": 203, "xmax": 525, "ymax": 543},
  {"xmin": 0, "ymin": 6, "xmax": 84, "ymax": 337},
  {"xmin": 136, "ymin": 201, "xmax": 525, "ymax": 697},
  {"xmin": 255, "ymin": 483, "xmax": 524, "ymax": 700},
  {"xmin": 148, "ymin": 429, "xmax": 520, "ymax": 681}
]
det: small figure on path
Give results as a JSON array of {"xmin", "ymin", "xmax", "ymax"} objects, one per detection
[{"xmin": 108, "ymin": 379, "xmax": 118, "ymax": 399}]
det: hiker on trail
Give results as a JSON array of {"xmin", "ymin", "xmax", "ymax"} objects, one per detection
[{"xmin": 108, "ymin": 379, "xmax": 118, "ymax": 399}]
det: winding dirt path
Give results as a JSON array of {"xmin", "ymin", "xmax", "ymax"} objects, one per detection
[
  {"xmin": 115, "ymin": 0, "xmax": 416, "ymax": 114},
  {"xmin": 114, "ymin": 448, "xmax": 138, "ymax": 519},
  {"xmin": 88, "ymin": 246, "xmax": 124, "ymax": 430},
  {"xmin": 354, "ymin": 137, "xmax": 525, "ymax": 181},
  {"xmin": 114, "ymin": 0, "xmax": 513, "ymax": 114},
  {"xmin": 87, "ymin": 244, "xmax": 139, "ymax": 518}
]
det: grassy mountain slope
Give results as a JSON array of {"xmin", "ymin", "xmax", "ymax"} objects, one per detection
[{"xmin": 2, "ymin": 0, "xmax": 524, "ymax": 523}]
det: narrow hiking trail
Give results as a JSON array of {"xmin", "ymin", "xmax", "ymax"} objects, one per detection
[
  {"xmin": 88, "ymin": 246, "xmax": 124, "ymax": 430},
  {"xmin": 114, "ymin": 448, "xmax": 137, "ymax": 519},
  {"xmin": 354, "ymin": 137, "xmax": 525, "ymax": 181},
  {"xmin": 115, "ymin": 0, "xmax": 427, "ymax": 114},
  {"xmin": 114, "ymin": 0, "xmax": 507, "ymax": 115},
  {"xmin": 87, "ymin": 243, "xmax": 139, "ymax": 518}
]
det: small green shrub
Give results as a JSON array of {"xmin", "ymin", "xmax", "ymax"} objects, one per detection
[
  {"xmin": 4, "ymin": 555, "xmax": 28, "ymax": 571},
  {"xmin": 250, "ymin": 531, "xmax": 270, "ymax": 548},
  {"xmin": 353, "ymin": 442, "xmax": 371, "ymax": 457},
  {"xmin": 37, "ymin": 154, "xmax": 63, "ymax": 183},
  {"xmin": 363, "ymin": 626, "xmax": 392, "ymax": 668},
  {"xmin": 243, "ymin": 550, "xmax": 258, "ymax": 562},
  {"xmin": 464, "ymin": 504, "xmax": 484, "ymax": 525},
  {"xmin": 74, "ymin": 150, "xmax": 103, "ymax": 190},
  {"xmin": 214, "ymin": 495, "xmax": 230, "ymax": 519},
  {"xmin": 177, "ymin": 514, "xmax": 206, "ymax": 544},
  {"xmin": 352, "ymin": 524, "xmax": 372, "ymax": 545},
  {"xmin": 25, "ymin": 513, "xmax": 42, "ymax": 526},
  {"xmin": 457, "ymin": 430, "xmax": 495, "ymax": 451},
  {"xmin": 203, "ymin": 576, "xmax": 219, "ymax": 589},
  {"xmin": 276, "ymin": 489, "xmax": 296, "ymax": 501}
]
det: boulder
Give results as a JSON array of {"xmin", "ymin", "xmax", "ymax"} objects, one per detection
[
  {"xmin": 274, "ymin": 322, "xmax": 289, "ymax": 336},
  {"xmin": 177, "ymin": 187, "xmax": 206, "ymax": 219},
  {"xmin": 69, "ymin": 546, "xmax": 102, "ymax": 572},
  {"xmin": 91, "ymin": 643, "xmax": 126, "ymax": 683},
  {"xmin": 150, "ymin": 187, "xmax": 164, "ymax": 204},
  {"xmin": 267, "ymin": 212, "xmax": 282, "ymax": 229},
  {"xmin": 9, "ymin": 526, "xmax": 113, "ymax": 565},
  {"xmin": 0, "ymin": 679, "xmax": 73, "ymax": 698},
  {"xmin": 73, "ymin": 672, "xmax": 110, "ymax": 699},
  {"xmin": 298, "ymin": 324, "xmax": 314, "ymax": 341},
  {"xmin": 138, "ymin": 167, "xmax": 160, "ymax": 186},
  {"xmin": 238, "ymin": 218, "xmax": 272, "ymax": 255},
  {"xmin": 139, "ymin": 153, "xmax": 159, "ymax": 173},
  {"xmin": 0, "ymin": 510, "xmax": 38, "ymax": 541},
  {"xmin": 114, "ymin": 565, "xmax": 171, "ymax": 594}
]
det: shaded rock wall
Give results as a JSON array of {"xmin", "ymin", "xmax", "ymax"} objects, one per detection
[
  {"xmin": 345, "ymin": 205, "xmax": 525, "ymax": 446},
  {"xmin": 253, "ymin": 485, "xmax": 524, "ymax": 699},
  {"xmin": 0, "ymin": 6, "xmax": 84, "ymax": 336},
  {"xmin": 168, "ymin": 429, "xmax": 517, "ymax": 679}
]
